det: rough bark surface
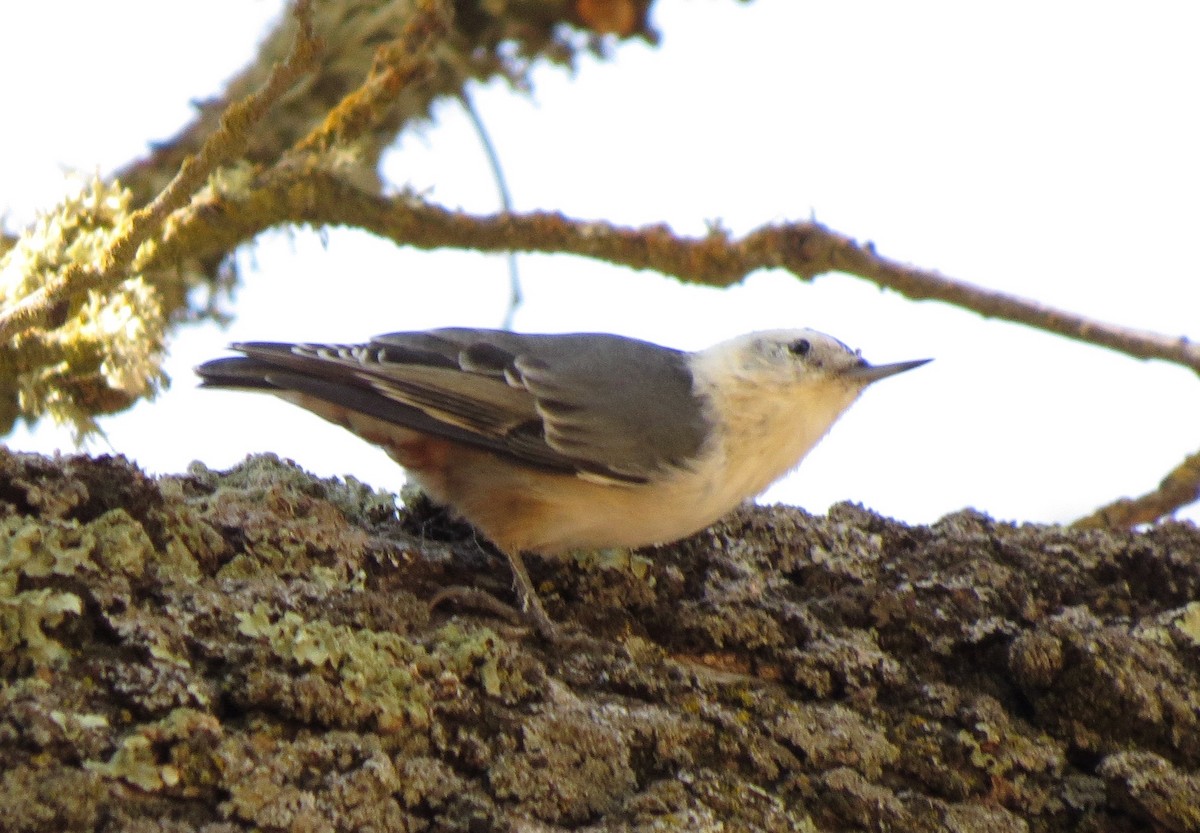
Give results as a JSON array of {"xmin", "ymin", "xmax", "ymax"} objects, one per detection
[{"xmin": 2, "ymin": 449, "xmax": 1199, "ymax": 832}]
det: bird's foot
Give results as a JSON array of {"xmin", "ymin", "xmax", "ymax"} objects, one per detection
[
  {"xmin": 431, "ymin": 547, "xmax": 569, "ymax": 642},
  {"xmin": 430, "ymin": 585, "xmax": 568, "ymax": 642}
]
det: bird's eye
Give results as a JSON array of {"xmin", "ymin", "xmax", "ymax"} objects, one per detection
[{"xmin": 788, "ymin": 338, "xmax": 811, "ymax": 357}]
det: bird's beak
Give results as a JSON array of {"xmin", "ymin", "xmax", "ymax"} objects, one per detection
[{"xmin": 843, "ymin": 358, "xmax": 932, "ymax": 384}]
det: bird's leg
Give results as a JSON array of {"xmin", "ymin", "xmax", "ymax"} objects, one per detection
[
  {"xmin": 500, "ymin": 548, "xmax": 561, "ymax": 641},
  {"xmin": 430, "ymin": 547, "xmax": 563, "ymax": 641}
]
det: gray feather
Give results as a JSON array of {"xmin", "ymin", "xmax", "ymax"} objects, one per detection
[{"xmin": 198, "ymin": 329, "xmax": 709, "ymax": 483}]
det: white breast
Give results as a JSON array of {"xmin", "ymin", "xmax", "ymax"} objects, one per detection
[{"xmin": 512, "ymin": 357, "xmax": 864, "ymax": 553}]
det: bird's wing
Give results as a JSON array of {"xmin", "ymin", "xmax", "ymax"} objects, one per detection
[{"xmin": 197, "ymin": 329, "xmax": 709, "ymax": 483}]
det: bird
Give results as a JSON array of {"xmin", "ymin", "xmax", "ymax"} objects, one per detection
[{"xmin": 196, "ymin": 327, "xmax": 929, "ymax": 638}]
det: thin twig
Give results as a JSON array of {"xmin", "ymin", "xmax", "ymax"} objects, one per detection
[
  {"xmin": 0, "ymin": 0, "xmax": 321, "ymax": 343},
  {"xmin": 1074, "ymin": 451, "xmax": 1200, "ymax": 529},
  {"xmin": 460, "ymin": 88, "xmax": 523, "ymax": 330}
]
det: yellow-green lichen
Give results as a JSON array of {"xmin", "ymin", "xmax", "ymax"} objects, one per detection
[
  {"xmin": 1173, "ymin": 601, "xmax": 1200, "ymax": 645},
  {"xmin": 144, "ymin": 500, "xmax": 217, "ymax": 582},
  {"xmin": 569, "ymin": 546, "xmax": 654, "ymax": 581},
  {"xmin": 6, "ymin": 453, "xmax": 1200, "ymax": 830},
  {"xmin": 84, "ymin": 708, "xmax": 221, "ymax": 793},
  {"xmin": 236, "ymin": 604, "xmax": 436, "ymax": 729},
  {"xmin": 0, "ymin": 507, "xmax": 164, "ymax": 667},
  {"xmin": 428, "ymin": 621, "xmax": 540, "ymax": 704},
  {"xmin": 0, "ymin": 515, "xmax": 91, "ymax": 666},
  {"xmin": 0, "ymin": 176, "xmax": 167, "ymax": 439},
  {"xmin": 0, "ymin": 515, "xmax": 96, "ymax": 579},
  {"xmin": 0, "ymin": 587, "xmax": 82, "ymax": 667},
  {"xmin": 85, "ymin": 733, "xmax": 165, "ymax": 792},
  {"xmin": 85, "ymin": 508, "xmax": 155, "ymax": 579}
]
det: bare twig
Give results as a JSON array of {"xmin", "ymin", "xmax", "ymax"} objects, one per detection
[
  {"xmin": 1074, "ymin": 451, "xmax": 1200, "ymax": 529},
  {"xmin": 460, "ymin": 88, "xmax": 523, "ymax": 330},
  {"xmin": 0, "ymin": 0, "xmax": 321, "ymax": 343}
]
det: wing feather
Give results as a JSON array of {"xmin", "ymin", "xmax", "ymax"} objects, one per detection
[{"xmin": 197, "ymin": 329, "xmax": 709, "ymax": 484}]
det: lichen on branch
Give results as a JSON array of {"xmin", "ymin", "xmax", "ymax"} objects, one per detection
[
  {"xmin": 0, "ymin": 179, "xmax": 167, "ymax": 439},
  {"xmin": 0, "ymin": 0, "xmax": 322, "ymax": 438},
  {"xmin": 0, "ymin": 0, "xmax": 658, "ymax": 440},
  {"xmin": 4, "ymin": 450, "xmax": 1200, "ymax": 830}
]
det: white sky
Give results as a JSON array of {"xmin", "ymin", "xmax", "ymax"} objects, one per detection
[{"xmin": 3, "ymin": 0, "xmax": 1199, "ymax": 525}]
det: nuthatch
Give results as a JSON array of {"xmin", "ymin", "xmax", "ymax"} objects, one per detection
[{"xmin": 197, "ymin": 327, "xmax": 928, "ymax": 638}]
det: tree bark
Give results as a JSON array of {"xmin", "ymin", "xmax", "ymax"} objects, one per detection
[{"xmin": 3, "ymin": 449, "xmax": 1198, "ymax": 831}]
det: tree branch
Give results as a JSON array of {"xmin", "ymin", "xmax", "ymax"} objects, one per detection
[
  {"xmin": 147, "ymin": 172, "xmax": 1200, "ymax": 375},
  {"xmin": 1074, "ymin": 450, "xmax": 1200, "ymax": 529},
  {"xmin": 294, "ymin": 0, "xmax": 448, "ymax": 154},
  {"xmin": 0, "ymin": 1, "xmax": 322, "ymax": 344},
  {"xmin": 110, "ymin": 0, "xmax": 658, "ymax": 210}
]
